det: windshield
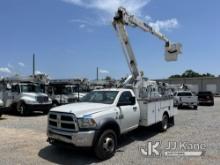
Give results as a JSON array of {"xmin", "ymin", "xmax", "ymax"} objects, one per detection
[
  {"xmin": 81, "ymin": 91, "xmax": 119, "ymax": 104},
  {"xmin": 63, "ymin": 87, "xmax": 73, "ymax": 94},
  {"xmin": 21, "ymin": 84, "xmax": 42, "ymax": 93},
  {"xmin": 177, "ymin": 92, "xmax": 192, "ymax": 96}
]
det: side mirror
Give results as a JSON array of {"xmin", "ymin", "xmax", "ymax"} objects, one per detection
[{"xmin": 117, "ymin": 96, "xmax": 136, "ymax": 107}]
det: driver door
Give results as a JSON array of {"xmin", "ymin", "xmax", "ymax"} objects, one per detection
[
  {"xmin": 117, "ymin": 91, "xmax": 140, "ymax": 133},
  {"xmin": 4, "ymin": 84, "xmax": 20, "ymax": 107},
  {"xmin": 11, "ymin": 84, "xmax": 20, "ymax": 102}
]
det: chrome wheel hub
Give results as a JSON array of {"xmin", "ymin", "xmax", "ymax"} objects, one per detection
[{"xmin": 102, "ymin": 137, "xmax": 114, "ymax": 153}]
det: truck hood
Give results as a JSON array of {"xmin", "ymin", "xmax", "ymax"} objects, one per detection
[
  {"xmin": 50, "ymin": 102, "xmax": 114, "ymax": 117},
  {"xmin": 22, "ymin": 92, "xmax": 48, "ymax": 97}
]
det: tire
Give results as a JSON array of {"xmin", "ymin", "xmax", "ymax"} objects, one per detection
[
  {"xmin": 17, "ymin": 102, "xmax": 28, "ymax": 116},
  {"xmin": 160, "ymin": 114, "xmax": 169, "ymax": 132},
  {"xmin": 43, "ymin": 109, "xmax": 50, "ymax": 115},
  {"xmin": 169, "ymin": 116, "xmax": 175, "ymax": 126},
  {"xmin": 94, "ymin": 129, "xmax": 117, "ymax": 160},
  {"xmin": 193, "ymin": 106, "xmax": 198, "ymax": 110},
  {"xmin": 52, "ymin": 101, "xmax": 59, "ymax": 107},
  {"xmin": 0, "ymin": 108, "xmax": 2, "ymax": 117}
]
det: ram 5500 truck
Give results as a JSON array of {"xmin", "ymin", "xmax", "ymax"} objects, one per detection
[
  {"xmin": 47, "ymin": 88, "xmax": 176, "ymax": 159},
  {"xmin": 47, "ymin": 7, "xmax": 181, "ymax": 160}
]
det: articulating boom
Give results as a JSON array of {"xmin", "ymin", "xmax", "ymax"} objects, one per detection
[{"xmin": 113, "ymin": 7, "xmax": 182, "ymax": 80}]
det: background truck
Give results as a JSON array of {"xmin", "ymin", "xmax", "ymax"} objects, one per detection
[
  {"xmin": 197, "ymin": 91, "xmax": 214, "ymax": 106},
  {"xmin": 0, "ymin": 81, "xmax": 52, "ymax": 115},
  {"xmin": 47, "ymin": 7, "xmax": 182, "ymax": 160},
  {"xmin": 47, "ymin": 81, "xmax": 87, "ymax": 107},
  {"xmin": 174, "ymin": 91, "xmax": 198, "ymax": 109}
]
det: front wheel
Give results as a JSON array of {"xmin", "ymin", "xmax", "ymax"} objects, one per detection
[
  {"xmin": 43, "ymin": 109, "xmax": 50, "ymax": 115},
  {"xmin": 52, "ymin": 101, "xmax": 59, "ymax": 107},
  {"xmin": 17, "ymin": 102, "xmax": 29, "ymax": 116},
  {"xmin": 94, "ymin": 129, "xmax": 117, "ymax": 160},
  {"xmin": 193, "ymin": 106, "xmax": 198, "ymax": 110}
]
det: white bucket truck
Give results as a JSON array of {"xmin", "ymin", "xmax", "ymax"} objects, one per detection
[
  {"xmin": 47, "ymin": 7, "xmax": 182, "ymax": 160},
  {"xmin": 47, "ymin": 80, "xmax": 87, "ymax": 107},
  {"xmin": 0, "ymin": 78, "xmax": 52, "ymax": 115}
]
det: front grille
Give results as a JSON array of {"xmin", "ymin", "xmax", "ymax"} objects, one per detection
[
  {"xmin": 37, "ymin": 96, "xmax": 49, "ymax": 103},
  {"xmin": 49, "ymin": 120, "xmax": 57, "ymax": 127},
  {"xmin": 61, "ymin": 123, "xmax": 75, "ymax": 129},
  {"xmin": 61, "ymin": 115, "xmax": 73, "ymax": 121},
  {"xmin": 48, "ymin": 112, "xmax": 78, "ymax": 132}
]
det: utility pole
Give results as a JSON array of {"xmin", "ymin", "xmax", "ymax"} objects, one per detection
[
  {"xmin": 96, "ymin": 67, "xmax": 99, "ymax": 81},
  {"xmin": 33, "ymin": 53, "xmax": 35, "ymax": 77}
]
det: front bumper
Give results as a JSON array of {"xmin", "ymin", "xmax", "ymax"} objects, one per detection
[
  {"xmin": 47, "ymin": 128, "xmax": 95, "ymax": 147},
  {"xmin": 181, "ymin": 102, "xmax": 197, "ymax": 106},
  {"xmin": 26, "ymin": 103, "xmax": 52, "ymax": 111},
  {"xmin": 0, "ymin": 107, "xmax": 3, "ymax": 115},
  {"xmin": 199, "ymin": 100, "xmax": 213, "ymax": 104}
]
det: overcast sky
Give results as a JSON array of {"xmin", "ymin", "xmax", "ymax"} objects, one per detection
[{"xmin": 0, "ymin": 0, "xmax": 219, "ymax": 79}]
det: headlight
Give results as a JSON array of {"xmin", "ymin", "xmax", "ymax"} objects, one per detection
[
  {"xmin": 77, "ymin": 118, "xmax": 97, "ymax": 129},
  {"xmin": 48, "ymin": 98, "xmax": 52, "ymax": 102}
]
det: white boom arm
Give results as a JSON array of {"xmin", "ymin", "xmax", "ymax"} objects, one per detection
[{"xmin": 113, "ymin": 7, "xmax": 182, "ymax": 80}]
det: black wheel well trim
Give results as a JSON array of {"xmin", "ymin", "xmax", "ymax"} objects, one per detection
[
  {"xmin": 92, "ymin": 118, "xmax": 120, "ymax": 146},
  {"xmin": 52, "ymin": 100, "xmax": 59, "ymax": 104},
  {"xmin": 163, "ymin": 111, "xmax": 169, "ymax": 118},
  {"xmin": 18, "ymin": 100, "xmax": 26, "ymax": 106}
]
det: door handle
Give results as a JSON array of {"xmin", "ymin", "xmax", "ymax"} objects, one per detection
[{"xmin": 133, "ymin": 107, "xmax": 137, "ymax": 111}]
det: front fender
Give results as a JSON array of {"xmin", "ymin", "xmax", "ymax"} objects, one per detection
[
  {"xmin": 93, "ymin": 117, "xmax": 121, "ymax": 146},
  {"xmin": 19, "ymin": 96, "xmax": 36, "ymax": 105}
]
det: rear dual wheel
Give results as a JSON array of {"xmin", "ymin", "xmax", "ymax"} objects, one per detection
[{"xmin": 160, "ymin": 114, "xmax": 169, "ymax": 132}]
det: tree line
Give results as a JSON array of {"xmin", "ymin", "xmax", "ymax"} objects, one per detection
[{"xmin": 169, "ymin": 70, "xmax": 215, "ymax": 78}]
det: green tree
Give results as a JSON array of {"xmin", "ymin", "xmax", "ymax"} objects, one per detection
[
  {"xmin": 105, "ymin": 76, "xmax": 112, "ymax": 81},
  {"xmin": 169, "ymin": 70, "xmax": 215, "ymax": 78},
  {"xmin": 182, "ymin": 70, "xmax": 200, "ymax": 77}
]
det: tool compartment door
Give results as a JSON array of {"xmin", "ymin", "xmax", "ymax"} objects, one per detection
[
  {"xmin": 139, "ymin": 100, "xmax": 157, "ymax": 126},
  {"xmin": 156, "ymin": 99, "xmax": 172, "ymax": 123}
]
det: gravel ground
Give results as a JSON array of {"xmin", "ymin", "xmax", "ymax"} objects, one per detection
[{"xmin": 0, "ymin": 98, "xmax": 220, "ymax": 165}]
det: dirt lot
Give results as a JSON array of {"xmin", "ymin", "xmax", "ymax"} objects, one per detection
[{"xmin": 0, "ymin": 98, "xmax": 220, "ymax": 165}]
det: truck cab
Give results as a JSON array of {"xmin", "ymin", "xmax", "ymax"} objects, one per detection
[
  {"xmin": 1, "ymin": 82, "xmax": 52, "ymax": 115},
  {"xmin": 47, "ymin": 84, "xmax": 87, "ymax": 107}
]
